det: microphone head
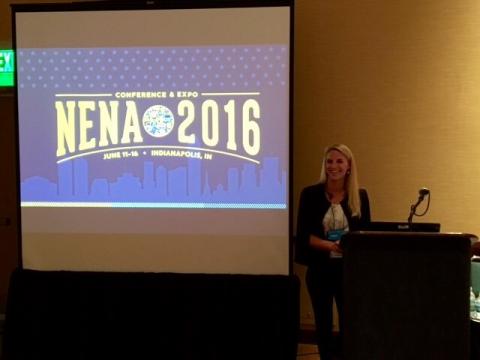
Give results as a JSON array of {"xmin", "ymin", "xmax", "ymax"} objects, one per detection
[
  {"xmin": 419, "ymin": 187, "xmax": 430, "ymax": 196},
  {"xmin": 418, "ymin": 187, "xmax": 430, "ymax": 200}
]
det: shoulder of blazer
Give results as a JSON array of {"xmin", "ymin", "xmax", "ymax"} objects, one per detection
[
  {"xmin": 358, "ymin": 188, "xmax": 370, "ymax": 209},
  {"xmin": 300, "ymin": 183, "xmax": 328, "ymax": 206},
  {"xmin": 302, "ymin": 183, "xmax": 325, "ymax": 197},
  {"xmin": 359, "ymin": 188, "xmax": 368, "ymax": 198},
  {"xmin": 358, "ymin": 188, "xmax": 371, "ymax": 222},
  {"xmin": 299, "ymin": 183, "xmax": 331, "ymax": 218},
  {"xmin": 301, "ymin": 182, "xmax": 325, "ymax": 195}
]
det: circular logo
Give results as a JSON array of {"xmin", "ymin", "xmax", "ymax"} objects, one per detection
[{"xmin": 142, "ymin": 105, "xmax": 175, "ymax": 138}]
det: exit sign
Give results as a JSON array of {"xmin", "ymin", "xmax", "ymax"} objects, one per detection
[{"xmin": 0, "ymin": 50, "xmax": 14, "ymax": 87}]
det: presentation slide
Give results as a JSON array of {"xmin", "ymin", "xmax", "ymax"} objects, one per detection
[{"xmin": 14, "ymin": 2, "xmax": 291, "ymax": 274}]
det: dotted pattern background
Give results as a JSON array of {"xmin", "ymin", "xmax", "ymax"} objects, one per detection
[{"xmin": 17, "ymin": 45, "xmax": 289, "ymax": 91}]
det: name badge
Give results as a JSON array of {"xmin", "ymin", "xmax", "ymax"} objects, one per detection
[{"xmin": 327, "ymin": 229, "xmax": 346, "ymax": 241}]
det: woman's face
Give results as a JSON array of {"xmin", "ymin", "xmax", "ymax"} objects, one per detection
[{"xmin": 325, "ymin": 150, "xmax": 350, "ymax": 181}]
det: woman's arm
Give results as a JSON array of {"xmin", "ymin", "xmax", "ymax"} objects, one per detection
[
  {"xmin": 310, "ymin": 234, "xmax": 342, "ymax": 253},
  {"xmin": 360, "ymin": 188, "xmax": 371, "ymax": 223},
  {"xmin": 295, "ymin": 186, "xmax": 333, "ymax": 263}
]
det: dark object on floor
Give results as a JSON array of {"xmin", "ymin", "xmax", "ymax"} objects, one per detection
[{"xmin": 2, "ymin": 269, "xmax": 300, "ymax": 360}]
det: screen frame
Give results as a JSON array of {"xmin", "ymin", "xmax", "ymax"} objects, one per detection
[{"xmin": 11, "ymin": 0, "xmax": 294, "ymax": 274}]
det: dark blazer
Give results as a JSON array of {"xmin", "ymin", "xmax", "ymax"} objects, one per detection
[{"xmin": 295, "ymin": 182, "xmax": 371, "ymax": 266}]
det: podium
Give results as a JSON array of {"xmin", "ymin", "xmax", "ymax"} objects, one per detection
[{"xmin": 342, "ymin": 231, "xmax": 472, "ymax": 360}]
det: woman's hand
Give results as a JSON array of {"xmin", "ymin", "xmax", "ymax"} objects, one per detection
[
  {"xmin": 330, "ymin": 240, "xmax": 343, "ymax": 254},
  {"xmin": 309, "ymin": 235, "xmax": 342, "ymax": 253}
]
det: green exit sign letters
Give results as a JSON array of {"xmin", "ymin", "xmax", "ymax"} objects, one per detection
[{"xmin": 0, "ymin": 50, "xmax": 14, "ymax": 87}]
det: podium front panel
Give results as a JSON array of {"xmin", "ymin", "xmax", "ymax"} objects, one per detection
[{"xmin": 342, "ymin": 231, "xmax": 471, "ymax": 360}]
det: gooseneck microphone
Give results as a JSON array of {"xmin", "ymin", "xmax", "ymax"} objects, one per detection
[
  {"xmin": 418, "ymin": 187, "xmax": 430, "ymax": 200},
  {"xmin": 407, "ymin": 187, "xmax": 431, "ymax": 225}
]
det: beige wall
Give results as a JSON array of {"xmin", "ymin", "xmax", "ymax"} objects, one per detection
[
  {"xmin": 294, "ymin": 0, "xmax": 480, "ymax": 324},
  {"xmin": 295, "ymin": 0, "xmax": 480, "ymax": 228},
  {"xmin": 2, "ymin": 0, "xmax": 480, "ymax": 323}
]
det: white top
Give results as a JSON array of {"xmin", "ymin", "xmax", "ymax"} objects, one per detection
[{"xmin": 323, "ymin": 203, "xmax": 349, "ymax": 258}]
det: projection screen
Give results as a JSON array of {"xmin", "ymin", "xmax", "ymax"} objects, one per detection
[{"xmin": 13, "ymin": 1, "xmax": 293, "ymax": 274}]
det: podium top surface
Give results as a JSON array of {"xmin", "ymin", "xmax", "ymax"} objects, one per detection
[
  {"xmin": 342, "ymin": 231, "xmax": 477, "ymax": 251},
  {"xmin": 345, "ymin": 231, "xmax": 476, "ymax": 240},
  {"xmin": 361, "ymin": 221, "xmax": 440, "ymax": 232}
]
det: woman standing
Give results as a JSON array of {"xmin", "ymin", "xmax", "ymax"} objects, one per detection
[{"xmin": 296, "ymin": 144, "xmax": 371, "ymax": 360}]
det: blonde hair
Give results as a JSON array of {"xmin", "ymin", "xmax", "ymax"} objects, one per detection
[{"xmin": 319, "ymin": 144, "xmax": 362, "ymax": 216}]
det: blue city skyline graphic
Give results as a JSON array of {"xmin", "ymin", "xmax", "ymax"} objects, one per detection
[{"xmin": 21, "ymin": 157, "xmax": 287, "ymax": 209}]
